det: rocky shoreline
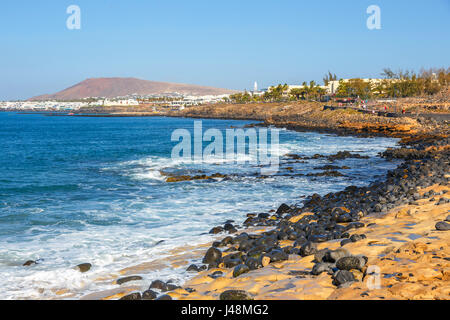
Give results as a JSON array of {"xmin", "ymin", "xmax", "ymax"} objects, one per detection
[{"xmin": 111, "ymin": 111, "xmax": 449, "ymax": 300}]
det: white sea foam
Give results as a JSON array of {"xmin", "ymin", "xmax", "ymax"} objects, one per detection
[{"xmin": 0, "ymin": 130, "xmax": 400, "ymax": 300}]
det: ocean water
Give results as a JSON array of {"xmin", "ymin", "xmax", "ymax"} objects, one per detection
[{"xmin": 0, "ymin": 112, "xmax": 400, "ymax": 299}]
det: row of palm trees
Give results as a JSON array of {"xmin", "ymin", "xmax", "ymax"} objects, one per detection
[
  {"xmin": 227, "ymin": 67, "xmax": 449, "ymax": 103},
  {"xmin": 227, "ymin": 81, "xmax": 327, "ymax": 103}
]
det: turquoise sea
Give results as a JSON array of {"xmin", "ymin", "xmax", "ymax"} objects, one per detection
[{"xmin": 0, "ymin": 112, "xmax": 399, "ymax": 299}]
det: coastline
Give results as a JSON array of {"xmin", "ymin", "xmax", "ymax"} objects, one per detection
[
  {"xmin": 169, "ymin": 126, "xmax": 449, "ymax": 300},
  {"xmin": 83, "ymin": 102, "xmax": 450, "ymax": 300},
  {"xmin": 98, "ymin": 103, "xmax": 449, "ymax": 300},
  {"xmin": 7, "ymin": 104, "xmax": 449, "ymax": 300}
]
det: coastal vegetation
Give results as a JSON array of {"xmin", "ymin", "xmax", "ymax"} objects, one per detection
[
  {"xmin": 227, "ymin": 67, "xmax": 450, "ymax": 103},
  {"xmin": 336, "ymin": 68, "xmax": 450, "ymax": 99}
]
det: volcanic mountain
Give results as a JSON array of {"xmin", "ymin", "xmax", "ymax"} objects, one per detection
[{"xmin": 30, "ymin": 77, "xmax": 237, "ymax": 100}]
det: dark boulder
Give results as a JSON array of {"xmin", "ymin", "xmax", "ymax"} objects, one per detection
[
  {"xmin": 336, "ymin": 256, "xmax": 367, "ymax": 271},
  {"xmin": 186, "ymin": 264, "xmax": 200, "ymax": 272},
  {"xmin": 120, "ymin": 292, "xmax": 142, "ymax": 300},
  {"xmin": 149, "ymin": 280, "xmax": 168, "ymax": 292},
  {"xmin": 333, "ymin": 270, "xmax": 355, "ymax": 286},
  {"xmin": 299, "ymin": 241, "xmax": 317, "ymax": 257},
  {"xmin": 208, "ymin": 271, "xmax": 223, "ymax": 279},
  {"xmin": 324, "ymin": 248, "xmax": 351, "ymax": 263},
  {"xmin": 220, "ymin": 290, "xmax": 253, "ymax": 300},
  {"xmin": 166, "ymin": 283, "xmax": 180, "ymax": 291},
  {"xmin": 276, "ymin": 203, "xmax": 292, "ymax": 215},
  {"xmin": 117, "ymin": 276, "xmax": 143, "ymax": 285},
  {"xmin": 142, "ymin": 290, "xmax": 158, "ymax": 300},
  {"xmin": 202, "ymin": 247, "xmax": 222, "ymax": 264},
  {"xmin": 314, "ymin": 249, "xmax": 330, "ymax": 263},
  {"xmin": 76, "ymin": 263, "xmax": 92, "ymax": 273},
  {"xmin": 155, "ymin": 294, "xmax": 172, "ymax": 300},
  {"xmin": 209, "ymin": 226, "xmax": 224, "ymax": 234},
  {"xmin": 311, "ymin": 262, "xmax": 335, "ymax": 275},
  {"xmin": 245, "ymin": 257, "xmax": 262, "ymax": 270},
  {"xmin": 233, "ymin": 264, "xmax": 250, "ymax": 278},
  {"xmin": 435, "ymin": 221, "xmax": 450, "ymax": 231},
  {"xmin": 23, "ymin": 260, "xmax": 37, "ymax": 267},
  {"xmin": 268, "ymin": 249, "xmax": 289, "ymax": 263}
]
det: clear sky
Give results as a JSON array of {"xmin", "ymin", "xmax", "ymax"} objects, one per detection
[{"xmin": 1, "ymin": 0, "xmax": 449, "ymax": 100}]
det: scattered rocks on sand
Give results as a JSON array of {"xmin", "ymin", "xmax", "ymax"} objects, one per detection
[{"xmin": 181, "ymin": 133, "xmax": 450, "ymax": 299}]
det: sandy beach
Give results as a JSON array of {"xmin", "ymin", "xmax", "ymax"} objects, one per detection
[{"xmin": 171, "ymin": 184, "xmax": 449, "ymax": 300}]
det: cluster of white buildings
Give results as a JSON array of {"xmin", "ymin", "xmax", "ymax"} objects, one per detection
[
  {"xmin": 164, "ymin": 94, "xmax": 231, "ymax": 108},
  {"xmin": 0, "ymin": 101, "xmax": 89, "ymax": 111},
  {"xmin": 0, "ymin": 99, "xmax": 140, "ymax": 111},
  {"xmin": 0, "ymin": 94, "xmax": 230, "ymax": 112},
  {"xmin": 102, "ymin": 98, "xmax": 140, "ymax": 106},
  {"xmin": 257, "ymin": 79, "xmax": 394, "ymax": 96}
]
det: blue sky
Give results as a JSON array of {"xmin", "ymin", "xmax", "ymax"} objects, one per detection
[{"xmin": 1, "ymin": 0, "xmax": 449, "ymax": 100}]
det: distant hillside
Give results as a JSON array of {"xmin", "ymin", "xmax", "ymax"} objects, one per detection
[{"xmin": 30, "ymin": 77, "xmax": 237, "ymax": 100}]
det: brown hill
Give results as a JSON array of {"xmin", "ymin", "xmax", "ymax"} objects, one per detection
[{"xmin": 30, "ymin": 77, "xmax": 237, "ymax": 100}]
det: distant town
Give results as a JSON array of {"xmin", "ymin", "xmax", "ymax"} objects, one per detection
[
  {"xmin": 1, "ymin": 68, "xmax": 448, "ymax": 113},
  {"xmin": 0, "ymin": 79, "xmax": 395, "ymax": 112},
  {"xmin": 0, "ymin": 93, "xmax": 231, "ymax": 112}
]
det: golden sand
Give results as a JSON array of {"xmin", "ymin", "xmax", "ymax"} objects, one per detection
[{"xmin": 173, "ymin": 184, "xmax": 449, "ymax": 300}]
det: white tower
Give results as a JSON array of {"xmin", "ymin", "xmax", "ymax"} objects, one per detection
[{"xmin": 254, "ymin": 81, "xmax": 258, "ymax": 92}]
